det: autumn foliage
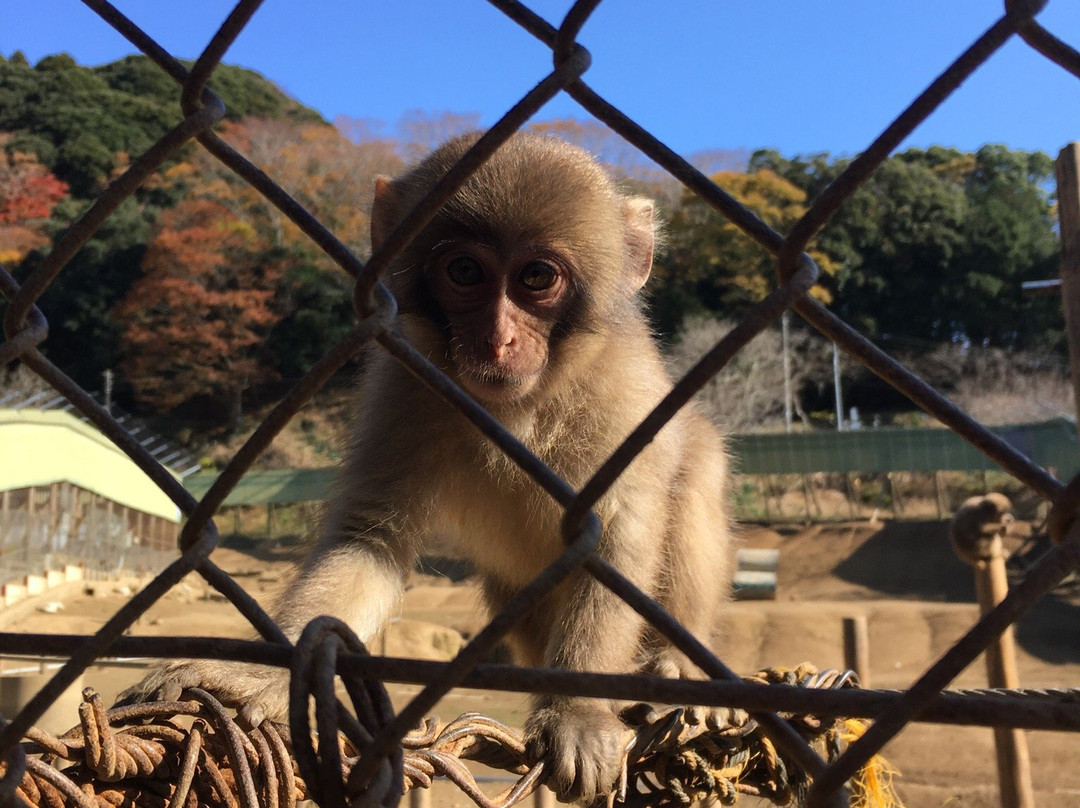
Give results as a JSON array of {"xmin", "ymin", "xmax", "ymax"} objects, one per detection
[
  {"xmin": 0, "ymin": 138, "xmax": 69, "ymax": 264},
  {"xmin": 1, "ymin": 52, "xmax": 1063, "ymax": 429},
  {"xmin": 109, "ymin": 118, "xmax": 405, "ymax": 420},
  {"xmin": 114, "ymin": 198, "xmax": 281, "ymax": 418}
]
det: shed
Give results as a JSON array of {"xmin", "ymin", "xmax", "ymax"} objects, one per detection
[{"xmin": 0, "ymin": 409, "xmax": 181, "ymax": 581}]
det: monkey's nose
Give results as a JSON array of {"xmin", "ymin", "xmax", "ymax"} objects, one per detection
[{"xmin": 487, "ymin": 333, "xmax": 515, "ymax": 361}]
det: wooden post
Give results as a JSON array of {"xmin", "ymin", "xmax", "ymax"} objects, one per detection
[
  {"xmin": 1057, "ymin": 143, "xmax": 1080, "ymax": 424},
  {"xmin": 800, "ymin": 475, "xmax": 814, "ymax": 523},
  {"xmin": 48, "ymin": 482, "xmax": 60, "ymax": 543},
  {"xmin": 409, "ymin": 787, "xmax": 431, "ymax": 808},
  {"xmin": 770, "ymin": 476, "xmax": 784, "ymax": 520},
  {"xmin": 950, "ymin": 495, "xmax": 1033, "ymax": 808},
  {"xmin": 533, "ymin": 785, "xmax": 556, "ymax": 808},
  {"xmin": 842, "ymin": 615, "xmax": 871, "ymax": 689},
  {"xmin": 107, "ymin": 498, "xmax": 116, "ymax": 549},
  {"xmin": 843, "ymin": 472, "xmax": 858, "ymax": 520},
  {"xmin": 25, "ymin": 486, "xmax": 37, "ymax": 563},
  {"xmin": 886, "ymin": 473, "xmax": 902, "ymax": 518},
  {"xmin": 975, "ymin": 545, "xmax": 1034, "ymax": 808},
  {"xmin": 933, "ymin": 471, "xmax": 946, "ymax": 520}
]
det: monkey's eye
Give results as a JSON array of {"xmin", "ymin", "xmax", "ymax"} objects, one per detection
[
  {"xmin": 446, "ymin": 255, "xmax": 485, "ymax": 286},
  {"xmin": 519, "ymin": 261, "xmax": 557, "ymax": 291}
]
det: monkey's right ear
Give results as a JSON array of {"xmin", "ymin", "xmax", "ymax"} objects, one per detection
[
  {"xmin": 370, "ymin": 176, "xmax": 398, "ymax": 251},
  {"xmin": 622, "ymin": 197, "xmax": 656, "ymax": 291}
]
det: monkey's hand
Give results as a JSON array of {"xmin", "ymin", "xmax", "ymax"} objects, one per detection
[
  {"xmin": 525, "ymin": 698, "xmax": 633, "ymax": 804},
  {"xmin": 115, "ymin": 659, "xmax": 289, "ymax": 726}
]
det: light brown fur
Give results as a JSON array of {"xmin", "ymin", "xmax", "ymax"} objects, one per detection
[{"xmin": 125, "ymin": 132, "xmax": 733, "ymax": 804}]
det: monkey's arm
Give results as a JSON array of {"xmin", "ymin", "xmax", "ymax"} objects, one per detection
[
  {"xmin": 524, "ymin": 504, "xmax": 664, "ymax": 803},
  {"xmin": 118, "ymin": 531, "xmax": 410, "ymax": 724}
]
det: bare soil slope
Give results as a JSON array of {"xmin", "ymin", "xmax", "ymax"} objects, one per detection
[{"xmin": 5, "ymin": 520, "xmax": 1080, "ymax": 807}]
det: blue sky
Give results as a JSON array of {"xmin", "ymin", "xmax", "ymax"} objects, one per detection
[{"xmin": 4, "ymin": 1, "xmax": 1079, "ymax": 159}]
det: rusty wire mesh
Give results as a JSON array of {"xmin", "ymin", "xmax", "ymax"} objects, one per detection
[{"xmin": 2, "ymin": 1, "xmax": 1080, "ymax": 806}]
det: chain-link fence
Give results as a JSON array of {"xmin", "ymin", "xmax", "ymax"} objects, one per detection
[{"xmin": 2, "ymin": 1, "xmax": 1080, "ymax": 806}]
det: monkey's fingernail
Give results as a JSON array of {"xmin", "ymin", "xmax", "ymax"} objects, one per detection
[{"xmin": 240, "ymin": 704, "xmax": 266, "ymax": 727}]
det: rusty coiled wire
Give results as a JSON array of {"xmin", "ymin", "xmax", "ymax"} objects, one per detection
[{"xmin": 3, "ymin": 666, "xmax": 871, "ymax": 808}]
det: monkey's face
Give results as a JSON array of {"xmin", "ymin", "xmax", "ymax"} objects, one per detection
[{"xmin": 425, "ymin": 243, "xmax": 574, "ymax": 404}]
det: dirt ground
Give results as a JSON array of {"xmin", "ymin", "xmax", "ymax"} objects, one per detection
[{"xmin": 3, "ymin": 519, "xmax": 1080, "ymax": 808}]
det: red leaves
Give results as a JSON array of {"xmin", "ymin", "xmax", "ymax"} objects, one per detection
[
  {"xmin": 114, "ymin": 197, "xmax": 282, "ymax": 413},
  {"xmin": 0, "ymin": 141, "xmax": 69, "ymax": 263}
]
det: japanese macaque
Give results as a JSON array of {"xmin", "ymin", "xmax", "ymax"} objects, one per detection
[{"xmin": 126, "ymin": 132, "xmax": 733, "ymax": 803}]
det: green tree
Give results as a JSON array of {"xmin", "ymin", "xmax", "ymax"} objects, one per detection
[
  {"xmin": 749, "ymin": 146, "xmax": 1059, "ymax": 351},
  {"xmin": 828, "ymin": 155, "xmax": 969, "ymax": 344},
  {"xmin": 650, "ymin": 169, "xmax": 837, "ymax": 337},
  {"xmin": 953, "ymin": 146, "xmax": 1058, "ymax": 349}
]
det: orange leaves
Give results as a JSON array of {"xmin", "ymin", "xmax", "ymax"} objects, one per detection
[
  {"xmin": 110, "ymin": 118, "xmax": 408, "ymax": 418},
  {"xmin": 660, "ymin": 168, "xmax": 837, "ymax": 316},
  {"xmin": 114, "ymin": 196, "xmax": 282, "ymax": 414},
  {"xmin": 0, "ymin": 145, "xmax": 69, "ymax": 225},
  {"xmin": 0, "ymin": 138, "xmax": 70, "ymax": 263}
]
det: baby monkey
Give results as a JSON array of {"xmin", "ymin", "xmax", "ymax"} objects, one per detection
[{"xmin": 129, "ymin": 132, "xmax": 733, "ymax": 803}]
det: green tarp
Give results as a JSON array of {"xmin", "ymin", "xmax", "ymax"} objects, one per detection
[
  {"xmin": 184, "ymin": 419, "xmax": 1078, "ymax": 506},
  {"xmin": 728, "ymin": 418, "xmax": 1078, "ymax": 476}
]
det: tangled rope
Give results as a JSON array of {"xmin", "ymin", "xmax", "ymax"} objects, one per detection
[{"xmin": 0, "ymin": 665, "xmax": 900, "ymax": 808}]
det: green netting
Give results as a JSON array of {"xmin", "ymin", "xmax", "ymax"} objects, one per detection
[
  {"xmin": 729, "ymin": 418, "xmax": 1078, "ymax": 475},
  {"xmin": 184, "ymin": 419, "xmax": 1078, "ymax": 506}
]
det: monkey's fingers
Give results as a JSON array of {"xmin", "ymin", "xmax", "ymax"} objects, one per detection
[{"xmin": 114, "ymin": 665, "xmax": 187, "ymax": 707}]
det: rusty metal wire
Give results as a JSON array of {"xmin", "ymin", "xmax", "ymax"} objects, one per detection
[
  {"xmin": 1, "ymin": 667, "xmax": 891, "ymax": 808},
  {"xmin": 0, "ymin": 1, "xmax": 1079, "ymax": 807}
]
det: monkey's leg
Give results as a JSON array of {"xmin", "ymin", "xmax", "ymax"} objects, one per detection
[{"xmin": 648, "ymin": 430, "xmax": 737, "ymax": 728}]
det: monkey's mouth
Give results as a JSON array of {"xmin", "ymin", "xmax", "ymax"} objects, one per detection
[{"xmin": 457, "ymin": 365, "xmax": 537, "ymax": 403}]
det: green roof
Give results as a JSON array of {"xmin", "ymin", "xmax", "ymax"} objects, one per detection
[{"xmin": 184, "ymin": 467, "xmax": 335, "ymax": 506}]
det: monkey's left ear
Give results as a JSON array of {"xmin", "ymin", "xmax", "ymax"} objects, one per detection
[
  {"xmin": 370, "ymin": 176, "xmax": 398, "ymax": 251},
  {"xmin": 622, "ymin": 197, "xmax": 656, "ymax": 290}
]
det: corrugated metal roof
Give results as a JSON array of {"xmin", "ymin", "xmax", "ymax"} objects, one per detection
[
  {"xmin": 0, "ymin": 409, "xmax": 182, "ymax": 521},
  {"xmin": 184, "ymin": 467, "xmax": 335, "ymax": 506}
]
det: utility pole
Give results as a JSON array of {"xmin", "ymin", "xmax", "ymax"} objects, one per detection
[
  {"xmin": 103, "ymin": 369, "xmax": 114, "ymax": 415},
  {"xmin": 833, "ymin": 342, "xmax": 844, "ymax": 431},
  {"xmin": 782, "ymin": 310, "xmax": 793, "ymax": 433}
]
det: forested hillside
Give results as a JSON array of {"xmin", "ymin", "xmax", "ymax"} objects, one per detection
[{"xmin": 0, "ymin": 51, "xmax": 1065, "ymax": 436}]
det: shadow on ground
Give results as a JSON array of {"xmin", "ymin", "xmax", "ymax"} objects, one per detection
[
  {"xmin": 830, "ymin": 520, "xmax": 1080, "ymax": 664},
  {"xmin": 832, "ymin": 520, "xmax": 975, "ymax": 602}
]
